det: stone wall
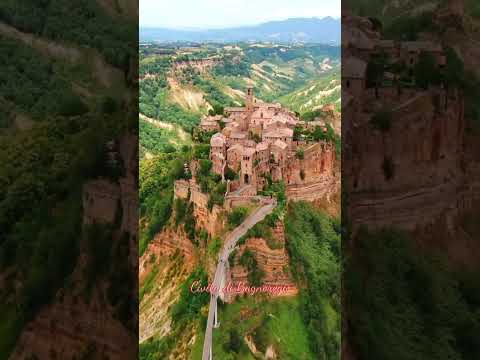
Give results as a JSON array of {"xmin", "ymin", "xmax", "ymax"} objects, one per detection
[
  {"xmin": 174, "ymin": 179, "xmax": 225, "ymax": 237},
  {"xmin": 82, "ymin": 180, "xmax": 120, "ymax": 225}
]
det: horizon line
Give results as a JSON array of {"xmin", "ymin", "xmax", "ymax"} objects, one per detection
[{"xmin": 140, "ymin": 15, "xmax": 340, "ymax": 31}]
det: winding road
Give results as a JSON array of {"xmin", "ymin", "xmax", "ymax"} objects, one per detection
[{"xmin": 202, "ymin": 197, "xmax": 277, "ymax": 360}]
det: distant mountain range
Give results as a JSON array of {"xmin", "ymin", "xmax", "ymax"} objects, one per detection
[{"xmin": 140, "ymin": 17, "xmax": 340, "ymax": 44}]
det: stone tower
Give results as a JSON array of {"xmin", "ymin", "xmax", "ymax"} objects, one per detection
[{"xmin": 246, "ymin": 87, "xmax": 254, "ymax": 113}]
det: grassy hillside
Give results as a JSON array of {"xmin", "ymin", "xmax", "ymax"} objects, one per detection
[
  {"xmin": 138, "ymin": 43, "xmax": 340, "ymax": 134},
  {"xmin": 278, "ymin": 69, "xmax": 341, "ymax": 114}
]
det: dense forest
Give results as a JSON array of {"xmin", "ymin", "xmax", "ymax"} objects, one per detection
[
  {"xmin": 345, "ymin": 228, "xmax": 480, "ymax": 360},
  {"xmin": 0, "ymin": 1, "xmax": 137, "ymax": 357},
  {"xmin": 0, "ymin": 35, "xmax": 84, "ymax": 122},
  {"xmin": 0, "ymin": 0, "xmax": 136, "ymax": 70}
]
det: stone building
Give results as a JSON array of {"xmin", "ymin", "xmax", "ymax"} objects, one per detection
[{"xmin": 206, "ymin": 87, "xmax": 336, "ymax": 194}]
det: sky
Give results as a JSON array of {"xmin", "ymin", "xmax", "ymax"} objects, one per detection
[{"xmin": 140, "ymin": 0, "xmax": 341, "ymax": 29}]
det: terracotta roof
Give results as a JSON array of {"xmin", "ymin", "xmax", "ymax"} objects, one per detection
[
  {"xmin": 225, "ymin": 107, "xmax": 246, "ymax": 112},
  {"xmin": 210, "ymin": 132, "xmax": 226, "ymax": 147},
  {"xmin": 230, "ymin": 131, "xmax": 247, "ymax": 139},
  {"xmin": 227, "ymin": 144, "xmax": 243, "ymax": 153},
  {"xmin": 242, "ymin": 147, "xmax": 256, "ymax": 157},
  {"xmin": 256, "ymin": 142, "xmax": 269, "ymax": 152},
  {"xmin": 201, "ymin": 119, "xmax": 218, "ymax": 126},
  {"xmin": 272, "ymin": 139, "xmax": 288, "ymax": 150},
  {"xmin": 264, "ymin": 128, "xmax": 293, "ymax": 138}
]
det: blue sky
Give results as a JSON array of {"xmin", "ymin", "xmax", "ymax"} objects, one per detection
[{"xmin": 140, "ymin": 0, "xmax": 341, "ymax": 29}]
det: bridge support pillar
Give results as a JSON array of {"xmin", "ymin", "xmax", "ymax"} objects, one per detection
[{"xmin": 213, "ymin": 300, "xmax": 219, "ymax": 328}]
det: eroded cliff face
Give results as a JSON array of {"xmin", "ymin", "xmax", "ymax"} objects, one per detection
[
  {"xmin": 140, "ymin": 226, "xmax": 197, "ymax": 278},
  {"xmin": 139, "ymin": 253, "xmax": 190, "ymax": 343},
  {"xmin": 344, "ymin": 86, "xmax": 465, "ymax": 232},
  {"xmin": 11, "ymin": 291, "xmax": 136, "ymax": 360},
  {"xmin": 228, "ymin": 221, "xmax": 298, "ymax": 298},
  {"xmin": 11, "ymin": 228, "xmax": 137, "ymax": 360},
  {"xmin": 172, "ymin": 58, "xmax": 220, "ymax": 73},
  {"xmin": 11, "ymin": 134, "xmax": 139, "ymax": 360},
  {"xmin": 175, "ymin": 179, "xmax": 226, "ymax": 237}
]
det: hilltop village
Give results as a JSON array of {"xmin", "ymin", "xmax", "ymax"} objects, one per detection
[
  {"xmin": 342, "ymin": 1, "xmax": 470, "ymax": 232},
  {"xmin": 201, "ymin": 87, "xmax": 336, "ymax": 194},
  {"xmin": 169, "ymin": 86, "xmax": 339, "ymax": 238}
]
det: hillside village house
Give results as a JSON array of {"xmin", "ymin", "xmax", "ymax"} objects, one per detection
[{"xmin": 200, "ymin": 87, "xmax": 335, "ymax": 194}]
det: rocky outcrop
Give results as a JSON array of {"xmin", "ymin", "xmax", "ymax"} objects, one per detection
[
  {"xmin": 139, "ymin": 227, "xmax": 196, "ymax": 277},
  {"xmin": 172, "ymin": 58, "xmax": 221, "ymax": 72},
  {"xmin": 228, "ymin": 222, "xmax": 298, "ymax": 297},
  {"xmin": 174, "ymin": 179, "xmax": 226, "ymax": 237},
  {"xmin": 11, "ymin": 292, "xmax": 136, "ymax": 360},
  {"xmin": 344, "ymin": 85, "xmax": 465, "ymax": 232}
]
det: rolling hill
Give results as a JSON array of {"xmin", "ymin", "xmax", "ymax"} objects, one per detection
[
  {"xmin": 139, "ymin": 42, "xmax": 341, "ymax": 147},
  {"xmin": 140, "ymin": 17, "xmax": 340, "ymax": 44}
]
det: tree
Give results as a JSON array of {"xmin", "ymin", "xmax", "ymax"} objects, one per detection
[
  {"xmin": 371, "ymin": 109, "xmax": 393, "ymax": 132},
  {"xmin": 443, "ymin": 47, "xmax": 465, "ymax": 107},
  {"xmin": 228, "ymin": 207, "xmax": 248, "ymax": 227},
  {"xmin": 296, "ymin": 149, "xmax": 305, "ymax": 160},
  {"xmin": 366, "ymin": 60, "xmax": 384, "ymax": 98},
  {"xmin": 414, "ymin": 52, "xmax": 439, "ymax": 89}
]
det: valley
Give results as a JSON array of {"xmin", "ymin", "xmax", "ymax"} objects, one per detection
[{"xmin": 138, "ymin": 40, "xmax": 341, "ymax": 359}]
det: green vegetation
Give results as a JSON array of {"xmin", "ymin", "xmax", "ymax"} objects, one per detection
[
  {"xmin": 296, "ymin": 148, "xmax": 305, "ymax": 160},
  {"xmin": 211, "ymin": 297, "xmax": 315, "ymax": 359},
  {"xmin": 346, "ymin": 228, "xmax": 480, "ymax": 360},
  {"xmin": 0, "ymin": 35, "xmax": 85, "ymax": 121},
  {"xmin": 139, "ymin": 43, "xmax": 341, "ymax": 130},
  {"xmin": 139, "ymin": 117, "xmax": 191, "ymax": 157},
  {"xmin": 384, "ymin": 11, "xmax": 437, "ymax": 41},
  {"xmin": 140, "ymin": 267, "xmax": 210, "ymax": 360},
  {"xmin": 0, "ymin": 0, "xmax": 136, "ymax": 69},
  {"xmin": 285, "ymin": 202, "xmax": 341, "ymax": 359},
  {"xmin": 239, "ymin": 249, "xmax": 265, "ymax": 286},
  {"xmin": 370, "ymin": 109, "xmax": 393, "ymax": 132},
  {"xmin": 0, "ymin": 0, "xmax": 138, "ymax": 356},
  {"xmin": 139, "ymin": 88, "xmax": 200, "ymax": 132},
  {"xmin": 208, "ymin": 237, "xmax": 223, "ymax": 257},
  {"xmin": 139, "ymin": 154, "xmax": 190, "ymax": 255},
  {"xmin": 278, "ymin": 69, "xmax": 341, "ymax": 114},
  {"xmin": 294, "ymin": 123, "xmax": 340, "ymax": 157},
  {"xmin": 414, "ymin": 52, "xmax": 441, "ymax": 89},
  {"xmin": 174, "ymin": 198, "xmax": 196, "ymax": 241},
  {"xmin": 228, "ymin": 207, "xmax": 249, "ymax": 227}
]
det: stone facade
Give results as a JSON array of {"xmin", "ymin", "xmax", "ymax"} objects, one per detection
[{"xmin": 207, "ymin": 87, "xmax": 336, "ymax": 195}]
